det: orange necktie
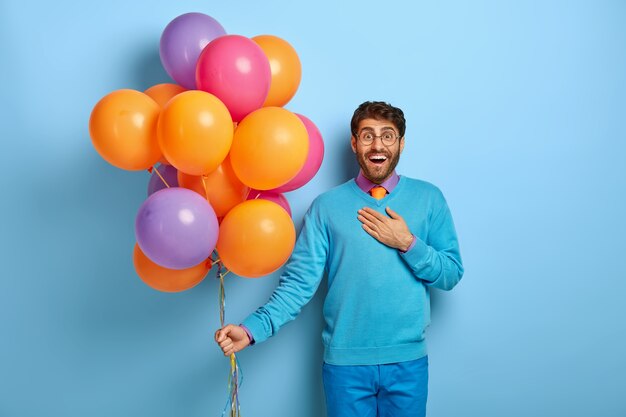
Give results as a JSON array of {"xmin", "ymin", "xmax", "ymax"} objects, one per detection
[{"xmin": 370, "ymin": 186, "xmax": 387, "ymax": 200}]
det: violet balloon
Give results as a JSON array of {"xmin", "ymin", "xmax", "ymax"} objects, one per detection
[
  {"xmin": 147, "ymin": 164, "xmax": 179, "ymax": 196},
  {"xmin": 160, "ymin": 13, "xmax": 226, "ymax": 89},
  {"xmin": 272, "ymin": 114, "xmax": 325, "ymax": 193},
  {"xmin": 136, "ymin": 188, "xmax": 219, "ymax": 270},
  {"xmin": 247, "ymin": 189, "xmax": 292, "ymax": 217},
  {"xmin": 196, "ymin": 35, "xmax": 271, "ymax": 122}
]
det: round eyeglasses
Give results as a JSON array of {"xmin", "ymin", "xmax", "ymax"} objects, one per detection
[{"xmin": 357, "ymin": 130, "xmax": 400, "ymax": 146}]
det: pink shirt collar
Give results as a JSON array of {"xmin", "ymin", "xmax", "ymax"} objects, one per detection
[{"xmin": 355, "ymin": 171, "xmax": 400, "ymax": 194}]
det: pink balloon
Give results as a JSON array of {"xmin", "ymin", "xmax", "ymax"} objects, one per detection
[
  {"xmin": 272, "ymin": 114, "xmax": 325, "ymax": 193},
  {"xmin": 247, "ymin": 190, "xmax": 292, "ymax": 217},
  {"xmin": 196, "ymin": 35, "xmax": 271, "ymax": 122}
]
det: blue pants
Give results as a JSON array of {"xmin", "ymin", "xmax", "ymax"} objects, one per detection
[{"xmin": 322, "ymin": 356, "xmax": 428, "ymax": 417}]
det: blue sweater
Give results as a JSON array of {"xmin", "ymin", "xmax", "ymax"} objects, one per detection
[{"xmin": 242, "ymin": 176, "xmax": 464, "ymax": 365}]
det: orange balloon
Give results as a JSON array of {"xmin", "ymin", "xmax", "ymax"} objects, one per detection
[
  {"xmin": 230, "ymin": 107, "xmax": 308, "ymax": 190},
  {"xmin": 177, "ymin": 155, "xmax": 250, "ymax": 217},
  {"xmin": 252, "ymin": 35, "xmax": 302, "ymax": 107},
  {"xmin": 216, "ymin": 199, "xmax": 296, "ymax": 278},
  {"xmin": 144, "ymin": 83, "xmax": 186, "ymax": 108},
  {"xmin": 133, "ymin": 243, "xmax": 211, "ymax": 292},
  {"xmin": 158, "ymin": 90, "xmax": 233, "ymax": 176},
  {"xmin": 89, "ymin": 89, "xmax": 161, "ymax": 171},
  {"xmin": 145, "ymin": 84, "xmax": 186, "ymax": 166}
]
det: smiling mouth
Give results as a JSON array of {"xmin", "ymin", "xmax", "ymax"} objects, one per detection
[{"xmin": 368, "ymin": 155, "xmax": 388, "ymax": 165}]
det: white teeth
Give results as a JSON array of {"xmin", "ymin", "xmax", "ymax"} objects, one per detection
[{"xmin": 369, "ymin": 155, "xmax": 387, "ymax": 161}]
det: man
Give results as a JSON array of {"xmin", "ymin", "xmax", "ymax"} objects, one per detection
[{"xmin": 215, "ymin": 101, "xmax": 464, "ymax": 417}]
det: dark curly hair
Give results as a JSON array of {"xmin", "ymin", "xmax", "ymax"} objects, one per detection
[{"xmin": 350, "ymin": 101, "xmax": 406, "ymax": 138}]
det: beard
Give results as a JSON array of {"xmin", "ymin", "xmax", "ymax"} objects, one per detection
[{"xmin": 356, "ymin": 148, "xmax": 401, "ymax": 184}]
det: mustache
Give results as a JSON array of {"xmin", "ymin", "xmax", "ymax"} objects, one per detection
[{"xmin": 364, "ymin": 150, "xmax": 392, "ymax": 158}]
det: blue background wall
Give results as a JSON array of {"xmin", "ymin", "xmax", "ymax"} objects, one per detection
[{"xmin": 1, "ymin": 1, "xmax": 625, "ymax": 416}]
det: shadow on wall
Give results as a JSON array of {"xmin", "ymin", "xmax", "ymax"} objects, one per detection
[
  {"xmin": 325, "ymin": 122, "xmax": 359, "ymax": 188},
  {"xmin": 339, "ymin": 134, "xmax": 359, "ymax": 184},
  {"xmin": 430, "ymin": 287, "xmax": 448, "ymax": 319},
  {"xmin": 131, "ymin": 48, "xmax": 172, "ymax": 91}
]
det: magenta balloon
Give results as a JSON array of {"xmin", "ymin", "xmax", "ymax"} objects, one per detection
[
  {"xmin": 147, "ymin": 164, "xmax": 179, "ymax": 196},
  {"xmin": 247, "ymin": 190, "xmax": 292, "ymax": 217},
  {"xmin": 136, "ymin": 188, "xmax": 219, "ymax": 269},
  {"xmin": 196, "ymin": 35, "xmax": 271, "ymax": 122},
  {"xmin": 272, "ymin": 114, "xmax": 325, "ymax": 193},
  {"xmin": 159, "ymin": 13, "xmax": 226, "ymax": 89}
]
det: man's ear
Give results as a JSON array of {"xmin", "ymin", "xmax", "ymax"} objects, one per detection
[
  {"xmin": 351, "ymin": 136, "xmax": 357, "ymax": 153},
  {"xmin": 399, "ymin": 136, "xmax": 405, "ymax": 153}
]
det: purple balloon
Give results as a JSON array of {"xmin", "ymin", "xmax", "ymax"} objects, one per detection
[
  {"xmin": 247, "ymin": 189, "xmax": 292, "ymax": 217},
  {"xmin": 147, "ymin": 164, "xmax": 179, "ymax": 196},
  {"xmin": 159, "ymin": 13, "xmax": 226, "ymax": 89},
  {"xmin": 136, "ymin": 188, "xmax": 219, "ymax": 269},
  {"xmin": 271, "ymin": 114, "xmax": 324, "ymax": 193}
]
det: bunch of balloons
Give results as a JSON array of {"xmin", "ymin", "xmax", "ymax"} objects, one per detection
[{"xmin": 89, "ymin": 12, "xmax": 324, "ymax": 292}]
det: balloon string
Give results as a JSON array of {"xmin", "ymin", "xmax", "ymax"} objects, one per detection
[
  {"xmin": 218, "ymin": 263, "xmax": 226, "ymax": 326},
  {"xmin": 217, "ymin": 260, "xmax": 242, "ymax": 417},
  {"xmin": 151, "ymin": 165, "xmax": 170, "ymax": 188}
]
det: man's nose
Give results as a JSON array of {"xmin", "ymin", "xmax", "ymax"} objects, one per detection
[{"xmin": 370, "ymin": 137, "xmax": 386, "ymax": 149}]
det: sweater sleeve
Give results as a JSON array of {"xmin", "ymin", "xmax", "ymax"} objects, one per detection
[
  {"xmin": 241, "ymin": 202, "xmax": 328, "ymax": 344},
  {"xmin": 399, "ymin": 190, "xmax": 464, "ymax": 291}
]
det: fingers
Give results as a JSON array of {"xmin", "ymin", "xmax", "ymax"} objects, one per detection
[
  {"xmin": 361, "ymin": 206, "xmax": 403, "ymax": 222},
  {"xmin": 358, "ymin": 209, "xmax": 385, "ymax": 241},
  {"xmin": 357, "ymin": 213, "xmax": 378, "ymax": 231},
  {"xmin": 361, "ymin": 223, "xmax": 379, "ymax": 239},
  {"xmin": 385, "ymin": 207, "xmax": 402, "ymax": 220},
  {"xmin": 219, "ymin": 337, "xmax": 233, "ymax": 349},
  {"xmin": 358, "ymin": 209, "xmax": 386, "ymax": 229},
  {"xmin": 215, "ymin": 324, "xmax": 235, "ymax": 343},
  {"xmin": 215, "ymin": 328, "xmax": 224, "ymax": 342},
  {"xmin": 215, "ymin": 327, "xmax": 234, "ymax": 355},
  {"xmin": 215, "ymin": 325, "xmax": 247, "ymax": 356},
  {"xmin": 359, "ymin": 207, "xmax": 387, "ymax": 221},
  {"xmin": 216, "ymin": 334, "xmax": 235, "ymax": 356},
  {"xmin": 221, "ymin": 342, "xmax": 234, "ymax": 355},
  {"xmin": 220, "ymin": 342, "xmax": 236, "ymax": 356},
  {"xmin": 358, "ymin": 207, "xmax": 411, "ymax": 250}
]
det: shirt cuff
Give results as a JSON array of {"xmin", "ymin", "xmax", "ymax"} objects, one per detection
[
  {"xmin": 400, "ymin": 234, "xmax": 417, "ymax": 253},
  {"xmin": 240, "ymin": 324, "xmax": 255, "ymax": 345}
]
